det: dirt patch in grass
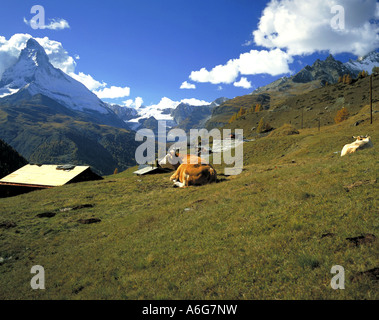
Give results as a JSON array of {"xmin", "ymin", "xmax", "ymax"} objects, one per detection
[
  {"xmin": 0, "ymin": 221, "xmax": 17, "ymax": 229},
  {"xmin": 77, "ymin": 218, "xmax": 101, "ymax": 224},
  {"xmin": 346, "ymin": 234, "xmax": 376, "ymax": 246},
  {"xmin": 352, "ymin": 268, "xmax": 379, "ymax": 282},
  {"xmin": 36, "ymin": 212, "xmax": 56, "ymax": 218},
  {"xmin": 321, "ymin": 232, "xmax": 335, "ymax": 239},
  {"xmin": 344, "ymin": 179, "xmax": 377, "ymax": 192}
]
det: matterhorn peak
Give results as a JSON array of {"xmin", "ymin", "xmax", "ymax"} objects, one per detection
[
  {"xmin": 0, "ymin": 38, "xmax": 112, "ymax": 115},
  {"xmin": 18, "ymin": 38, "xmax": 49, "ymax": 67},
  {"xmin": 24, "ymin": 37, "xmax": 43, "ymax": 52},
  {"xmin": 0, "ymin": 37, "xmax": 51, "ymax": 89}
]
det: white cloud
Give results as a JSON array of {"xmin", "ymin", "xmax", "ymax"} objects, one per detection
[
  {"xmin": 148, "ymin": 97, "xmax": 210, "ymax": 109},
  {"xmin": 94, "ymin": 86, "xmax": 131, "ymax": 99},
  {"xmin": 188, "ymin": 0, "xmax": 378, "ymax": 88},
  {"xmin": 233, "ymin": 77, "xmax": 252, "ymax": 89},
  {"xmin": 180, "ymin": 81, "xmax": 196, "ymax": 89},
  {"xmin": 0, "ymin": 33, "xmax": 131, "ymax": 99},
  {"xmin": 24, "ymin": 17, "xmax": 70, "ymax": 30},
  {"xmin": 44, "ymin": 18, "xmax": 70, "ymax": 30},
  {"xmin": 253, "ymin": 0, "xmax": 379, "ymax": 57},
  {"xmin": 34, "ymin": 36, "xmax": 77, "ymax": 73},
  {"xmin": 0, "ymin": 33, "xmax": 30, "ymax": 77},
  {"xmin": 180, "ymin": 98, "xmax": 210, "ymax": 106},
  {"xmin": 238, "ymin": 49, "xmax": 293, "ymax": 75},
  {"xmin": 190, "ymin": 59, "xmax": 240, "ymax": 84},
  {"xmin": 123, "ymin": 97, "xmax": 144, "ymax": 109},
  {"xmin": 242, "ymin": 39, "xmax": 254, "ymax": 47},
  {"xmin": 69, "ymin": 72, "xmax": 106, "ymax": 91},
  {"xmin": 154, "ymin": 97, "xmax": 181, "ymax": 109},
  {"xmin": 189, "ymin": 49, "xmax": 292, "ymax": 85}
]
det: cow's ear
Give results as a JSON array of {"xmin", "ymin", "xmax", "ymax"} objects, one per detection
[{"xmin": 353, "ymin": 136, "xmax": 357, "ymax": 139}]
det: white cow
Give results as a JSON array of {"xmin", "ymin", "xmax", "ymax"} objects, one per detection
[{"xmin": 341, "ymin": 135, "xmax": 373, "ymax": 157}]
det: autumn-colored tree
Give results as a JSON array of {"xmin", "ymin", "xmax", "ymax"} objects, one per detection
[
  {"xmin": 338, "ymin": 76, "xmax": 343, "ymax": 83},
  {"xmin": 255, "ymin": 103, "xmax": 262, "ymax": 112},
  {"xmin": 113, "ymin": 168, "xmax": 118, "ymax": 174},
  {"xmin": 228, "ymin": 114, "xmax": 237, "ymax": 124},
  {"xmin": 237, "ymin": 107, "xmax": 246, "ymax": 118},
  {"xmin": 334, "ymin": 107, "xmax": 349, "ymax": 123},
  {"xmin": 343, "ymin": 74, "xmax": 352, "ymax": 84},
  {"xmin": 358, "ymin": 71, "xmax": 367, "ymax": 79},
  {"xmin": 257, "ymin": 118, "xmax": 272, "ymax": 133}
]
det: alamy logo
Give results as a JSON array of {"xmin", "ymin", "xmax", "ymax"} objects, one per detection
[
  {"xmin": 30, "ymin": 265, "xmax": 45, "ymax": 290},
  {"xmin": 29, "ymin": 5, "xmax": 45, "ymax": 30},
  {"xmin": 135, "ymin": 121, "xmax": 244, "ymax": 175},
  {"xmin": 330, "ymin": 265, "xmax": 345, "ymax": 290},
  {"xmin": 330, "ymin": 5, "xmax": 345, "ymax": 31}
]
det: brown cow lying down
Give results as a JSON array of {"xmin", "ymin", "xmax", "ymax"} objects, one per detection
[
  {"xmin": 159, "ymin": 150, "xmax": 217, "ymax": 187},
  {"xmin": 341, "ymin": 135, "xmax": 373, "ymax": 157},
  {"xmin": 170, "ymin": 161, "xmax": 217, "ymax": 188}
]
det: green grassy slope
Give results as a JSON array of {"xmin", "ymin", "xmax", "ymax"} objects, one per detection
[{"xmin": 0, "ymin": 108, "xmax": 378, "ymax": 300}]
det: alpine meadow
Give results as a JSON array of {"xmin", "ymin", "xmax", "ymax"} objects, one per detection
[{"xmin": 0, "ymin": 0, "xmax": 378, "ymax": 304}]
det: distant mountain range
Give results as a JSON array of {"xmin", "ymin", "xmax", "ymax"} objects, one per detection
[
  {"xmin": 206, "ymin": 51, "xmax": 378, "ymax": 129},
  {"xmin": 106, "ymin": 51, "xmax": 378, "ymax": 130},
  {"xmin": 107, "ymin": 97, "xmax": 229, "ymax": 134},
  {"xmin": 254, "ymin": 51, "xmax": 379, "ymax": 94},
  {"xmin": 0, "ymin": 37, "xmax": 377, "ymax": 174},
  {"xmin": 119, "ymin": 97, "xmax": 229, "ymax": 132}
]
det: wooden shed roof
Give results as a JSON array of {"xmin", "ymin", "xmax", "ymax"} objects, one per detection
[{"xmin": 0, "ymin": 164, "xmax": 99, "ymax": 188}]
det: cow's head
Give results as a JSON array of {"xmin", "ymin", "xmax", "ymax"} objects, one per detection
[
  {"xmin": 158, "ymin": 149, "xmax": 182, "ymax": 169},
  {"xmin": 353, "ymin": 135, "xmax": 371, "ymax": 142}
]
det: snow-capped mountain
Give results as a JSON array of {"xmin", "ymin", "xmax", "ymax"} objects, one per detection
[
  {"xmin": 0, "ymin": 38, "xmax": 111, "ymax": 115},
  {"xmin": 133, "ymin": 97, "xmax": 180, "ymax": 123},
  {"xmin": 125, "ymin": 97, "xmax": 229, "ymax": 131},
  {"xmin": 107, "ymin": 103, "xmax": 138, "ymax": 121},
  {"xmin": 344, "ymin": 51, "xmax": 379, "ymax": 76},
  {"xmin": 209, "ymin": 97, "xmax": 229, "ymax": 108}
]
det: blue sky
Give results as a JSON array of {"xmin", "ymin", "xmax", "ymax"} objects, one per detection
[{"xmin": 0, "ymin": 0, "xmax": 378, "ymax": 107}]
